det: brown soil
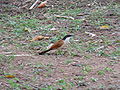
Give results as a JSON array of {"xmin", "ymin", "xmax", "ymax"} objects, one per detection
[{"xmin": 0, "ymin": 0, "xmax": 120, "ymax": 90}]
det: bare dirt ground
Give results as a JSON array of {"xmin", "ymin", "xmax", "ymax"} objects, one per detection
[{"xmin": 0, "ymin": 0, "xmax": 120, "ymax": 90}]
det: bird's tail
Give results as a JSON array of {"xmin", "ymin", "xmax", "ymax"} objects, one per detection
[{"xmin": 39, "ymin": 49, "xmax": 51, "ymax": 55}]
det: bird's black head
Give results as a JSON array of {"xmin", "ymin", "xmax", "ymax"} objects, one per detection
[{"xmin": 62, "ymin": 35, "xmax": 73, "ymax": 40}]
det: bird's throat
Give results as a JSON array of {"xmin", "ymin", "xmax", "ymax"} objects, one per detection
[{"xmin": 64, "ymin": 37, "xmax": 71, "ymax": 44}]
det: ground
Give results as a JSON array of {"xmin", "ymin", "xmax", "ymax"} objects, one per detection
[{"xmin": 0, "ymin": 0, "xmax": 120, "ymax": 90}]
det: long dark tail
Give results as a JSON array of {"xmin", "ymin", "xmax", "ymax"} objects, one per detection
[{"xmin": 39, "ymin": 49, "xmax": 51, "ymax": 55}]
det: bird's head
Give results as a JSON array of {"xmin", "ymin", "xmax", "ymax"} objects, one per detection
[
  {"xmin": 62, "ymin": 35, "xmax": 73, "ymax": 43},
  {"xmin": 62, "ymin": 35, "xmax": 73, "ymax": 40}
]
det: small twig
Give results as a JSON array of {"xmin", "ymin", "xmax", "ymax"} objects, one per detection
[
  {"xmin": 6, "ymin": 54, "xmax": 33, "ymax": 57},
  {"xmin": 85, "ymin": 31, "xmax": 96, "ymax": 37},
  {"xmin": 95, "ymin": 46, "xmax": 105, "ymax": 51},
  {"xmin": 74, "ymin": 40, "xmax": 79, "ymax": 42},
  {"xmin": 0, "ymin": 52, "xmax": 13, "ymax": 54},
  {"xmin": 29, "ymin": 0, "xmax": 39, "ymax": 10},
  {"xmin": 54, "ymin": 15, "xmax": 74, "ymax": 20}
]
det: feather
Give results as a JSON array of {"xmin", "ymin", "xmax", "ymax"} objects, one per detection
[{"xmin": 39, "ymin": 49, "xmax": 51, "ymax": 55}]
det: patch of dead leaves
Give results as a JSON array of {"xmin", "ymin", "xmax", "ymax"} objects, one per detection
[
  {"xmin": 30, "ymin": 35, "xmax": 49, "ymax": 41},
  {"xmin": 38, "ymin": 1, "xmax": 47, "ymax": 8},
  {"xmin": 100, "ymin": 25, "xmax": 110, "ymax": 30},
  {"xmin": 4, "ymin": 75, "xmax": 15, "ymax": 78}
]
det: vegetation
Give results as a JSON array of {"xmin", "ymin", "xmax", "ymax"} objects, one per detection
[{"xmin": 0, "ymin": 0, "xmax": 120, "ymax": 89}]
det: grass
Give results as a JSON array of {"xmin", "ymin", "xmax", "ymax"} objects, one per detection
[
  {"xmin": 74, "ymin": 76, "xmax": 84, "ymax": 81},
  {"xmin": 97, "ymin": 67, "xmax": 112, "ymax": 75},
  {"xmin": 31, "ymin": 63, "xmax": 54, "ymax": 77},
  {"xmin": 48, "ymin": 8, "xmax": 83, "ymax": 16},
  {"xmin": 0, "ymin": 3, "xmax": 119, "ymax": 58},
  {"xmin": 91, "ymin": 77, "xmax": 98, "ymax": 82},
  {"xmin": 64, "ymin": 59, "xmax": 73, "ymax": 64},
  {"xmin": 97, "ymin": 70, "xmax": 105, "ymax": 75},
  {"xmin": 56, "ymin": 50, "xmax": 66, "ymax": 55},
  {"xmin": 62, "ymin": 8, "xmax": 83, "ymax": 16},
  {"xmin": 0, "ymin": 1, "xmax": 120, "ymax": 90},
  {"xmin": 6, "ymin": 77, "xmax": 33, "ymax": 89},
  {"xmin": 81, "ymin": 65, "xmax": 92, "ymax": 75},
  {"xmin": 0, "ymin": 54, "xmax": 15, "ymax": 64},
  {"xmin": 87, "ymin": 3, "xmax": 120, "ymax": 27},
  {"xmin": 40, "ymin": 79, "xmax": 75, "ymax": 90},
  {"xmin": 104, "ymin": 67, "xmax": 112, "ymax": 72},
  {"xmin": 109, "ymin": 48, "xmax": 120, "ymax": 57},
  {"xmin": 41, "ymin": 85, "xmax": 56, "ymax": 90},
  {"xmin": 7, "ymin": 79, "xmax": 21, "ymax": 89},
  {"xmin": 56, "ymin": 79, "xmax": 74, "ymax": 90}
]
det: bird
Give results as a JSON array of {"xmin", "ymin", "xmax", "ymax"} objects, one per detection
[{"xmin": 39, "ymin": 35, "xmax": 73, "ymax": 55}]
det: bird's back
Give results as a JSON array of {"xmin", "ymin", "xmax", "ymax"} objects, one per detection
[{"xmin": 50, "ymin": 40, "xmax": 64, "ymax": 50}]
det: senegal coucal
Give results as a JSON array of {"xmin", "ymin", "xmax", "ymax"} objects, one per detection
[{"xmin": 39, "ymin": 35, "xmax": 73, "ymax": 55}]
